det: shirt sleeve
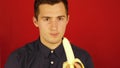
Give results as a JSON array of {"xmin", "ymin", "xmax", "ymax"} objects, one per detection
[
  {"xmin": 85, "ymin": 53, "xmax": 94, "ymax": 68},
  {"xmin": 5, "ymin": 52, "xmax": 20, "ymax": 68}
]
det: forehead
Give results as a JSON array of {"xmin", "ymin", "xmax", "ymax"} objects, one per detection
[{"xmin": 38, "ymin": 2, "xmax": 66, "ymax": 17}]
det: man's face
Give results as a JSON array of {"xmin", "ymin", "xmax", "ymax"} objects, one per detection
[{"xmin": 33, "ymin": 2, "xmax": 69, "ymax": 46}]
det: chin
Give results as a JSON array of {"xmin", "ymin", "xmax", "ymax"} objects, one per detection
[{"xmin": 49, "ymin": 38, "xmax": 62, "ymax": 44}]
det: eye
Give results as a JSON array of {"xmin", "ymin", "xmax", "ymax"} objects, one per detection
[
  {"xmin": 58, "ymin": 17, "xmax": 64, "ymax": 21},
  {"xmin": 43, "ymin": 17, "xmax": 50, "ymax": 21}
]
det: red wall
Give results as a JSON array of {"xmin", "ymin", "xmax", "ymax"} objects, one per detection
[{"xmin": 1, "ymin": 0, "xmax": 120, "ymax": 68}]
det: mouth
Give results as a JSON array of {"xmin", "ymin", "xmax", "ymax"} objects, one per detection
[{"xmin": 50, "ymin": 33, "xmax": 59, "ymax": 37}]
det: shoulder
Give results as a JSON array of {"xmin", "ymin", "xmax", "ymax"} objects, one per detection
[
  {"xmin": 71, "ymin": 44, "xmax": 89, "ymax": 57},
  {"xmin": 5, "ymin": 39, "xmax": 40, "ymax": 68},
  {"xmin": 9, "ymin": 39, "xmax": 40, "ymax": 60},
  {"xmin": 71, "ymin": 44, "xmax": 94, "ymax": 68}
]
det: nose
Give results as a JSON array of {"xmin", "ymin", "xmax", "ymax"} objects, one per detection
[{"xmin": 50, "ymin": 20, "xmax": 58, "ymax": 31}]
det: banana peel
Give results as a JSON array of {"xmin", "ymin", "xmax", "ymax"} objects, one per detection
[{"xmin": 63, "ymin": 37, "xmax": 85, "ymax": 68}]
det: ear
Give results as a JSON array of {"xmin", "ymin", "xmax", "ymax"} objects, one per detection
[
  {"xmin": 66, "ymin": 15, "xmax": 70, "ymax": 24},
  {"xmin": 33, "ymin": 17, "xmax": 39, "ymax": 27}
]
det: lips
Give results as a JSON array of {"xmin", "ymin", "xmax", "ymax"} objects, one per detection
[{"xmin": 50, "ymin": 33, "xmax": 59, "ymax": 37}]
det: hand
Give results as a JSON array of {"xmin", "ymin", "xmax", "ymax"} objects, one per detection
[
  {"xmin": 65, "ymin": 63, "xmax": 82, "ymax": 68},
  {"xmin": 74, "ymin": 63, "xmax": 82, "ymax": 68}
]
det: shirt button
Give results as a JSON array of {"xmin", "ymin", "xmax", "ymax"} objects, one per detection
[
  {"xmin": 51, "ymin": 51, "xmax": 54, "ymax": 53},
  {"xmin": 50, "ymin": 61, "xmax": 54, "ymax": 64}
]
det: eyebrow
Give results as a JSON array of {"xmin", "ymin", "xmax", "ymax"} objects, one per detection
[
  {"xmin": 41, "ymin": 16, "xmax": 50, "ymax": 19},
  {"xmin": 41, "ymin": 15, "xmax": 66, "ymax": 18},
  {"xmin": 57, "ymin": 15, "xmax": 65, "ymax": 18}
]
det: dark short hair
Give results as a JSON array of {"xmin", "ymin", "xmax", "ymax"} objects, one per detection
[{"xmin": 34, "ymin": 0, "xmax": 68, "ymax": 20}]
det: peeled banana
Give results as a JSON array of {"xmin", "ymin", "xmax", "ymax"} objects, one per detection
[{"xmin": 63, "ymin": 37, "xmax": 85, "ymax": 68}]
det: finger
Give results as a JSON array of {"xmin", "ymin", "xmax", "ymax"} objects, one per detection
[{"xmin": 74, "ymin": 63, "xmax": 81, "ymax": 68}]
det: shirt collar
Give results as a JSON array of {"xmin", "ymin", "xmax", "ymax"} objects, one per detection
[
  {"xmin": 38, "ymin": 38, "xmax": 64, "ymax": 58},
  {"xmin": 54, "ymin": 43, "xmax": 64, "ymax": 58}
]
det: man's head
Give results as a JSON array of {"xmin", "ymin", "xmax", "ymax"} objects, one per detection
[
  {"xmin": 33, "ymin": 0, "xmax": 69, "ymax": 49},
  {"xmin": 34, "ymin": 0, "xmax": 68, "ymax": 20}
]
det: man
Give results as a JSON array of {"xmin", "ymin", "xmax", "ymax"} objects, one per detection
[{"xmin": 5, "ymin": 0, "xmax": 94, "ymax": 68}]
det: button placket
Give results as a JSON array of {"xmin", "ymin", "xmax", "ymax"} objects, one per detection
[
  {"xmin": 50, "ymin": 61, "xmax": 54, "ymax": 64},
  {"xmin": 51, "ymin": 50, "xmax": 54, "ymax": 53}
]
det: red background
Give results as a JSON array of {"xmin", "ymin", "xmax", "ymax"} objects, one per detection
[{"xmin": 1, "ymin": 0, "xmax": 120, "ymax": 68}]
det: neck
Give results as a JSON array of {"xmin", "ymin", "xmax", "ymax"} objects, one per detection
[
  {"xmin": 40, "ymin": 38, "xmax": 62, "ymax": 50},
  {"xmin": 47, "ymin": 42, "xmax": 61, "ymax": 50}
]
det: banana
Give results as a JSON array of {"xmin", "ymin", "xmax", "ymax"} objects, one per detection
[{"xmin": 63, "ymin": 37, "xmax": 85, "ymax": 68}]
